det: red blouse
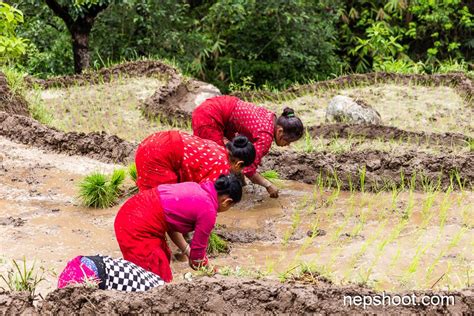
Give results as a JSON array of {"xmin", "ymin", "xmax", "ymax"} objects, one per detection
[
  {"xmin": 226, "ymin": 100, "xmax": 275, "ymax": 177},
  {"xmin": 180, "ymin": 131, "xmax": 230, "ymax": 182}
]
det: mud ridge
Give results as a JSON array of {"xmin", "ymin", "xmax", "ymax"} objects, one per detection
[
  {"xmin": 23, "ymin": 60, "xmax": 202, "ymax": 123},
  {"xmin": 263, "ymin": 149, "xmax": 474, "ymax": 190},
  {"xmin": 214, "ymin": 224, "xmax": 277, "ymax": 243},
  {"xmin": 2, "ymin": 111, "xmax": 473, "ymax": 190},
  {"xmin": 25, "ymin": 60, "xmax": 188, "ymax": 125},
  {"xmin": 0, "ymin": 290, "xmax": 37, "ymax": 315},
  {"xmin": 1, "ymin": 278, "xmax": 470, "ymax": 314},
  {"xmin": 0, "ymin": 72, "xmax": 29, "ymax": 116},
  {"xmin": 233, "ymin": 72, "xmax": 473, "ymax": 104},
  {"xmin": 25, "ymin": 60, "xmax": 179, "ymax": 89},
  {"xmin": 309, "ymin": 123, "xmax": 472, "ymax": 147},
  {"xmin": 0, "ymin": 111, "xmax": 135, "ymax": 164}
]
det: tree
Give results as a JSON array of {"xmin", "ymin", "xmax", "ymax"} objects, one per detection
[
  {"xmin": 43, "ymin": 0, "xmax": 110, "ymax": 73},
  {"xmin": 0, "ymin": 2, "xmax": 28, "ymax": 65}
]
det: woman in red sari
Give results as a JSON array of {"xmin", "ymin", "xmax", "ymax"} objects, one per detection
[
  {"xmin": 135, "ymin": 130, "xmax": 255, "ymax": 191},
  {"xmin": 114, "ymin": 174, "xmax": 242, "ymax": 282},
  {"xmin": 192, "ymin": 96, "xmax": 304, "ymax": 198}
]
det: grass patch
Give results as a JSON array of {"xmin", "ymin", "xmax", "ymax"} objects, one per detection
[
  {"xmin": 1, "ymin": 66, "xmax": 27, "ymax": 96},
  {"xmin": 29, "ymin": 100, "xmax": 53, "ymax": 124},
  {"xmin": 0, "ymin": 258, "xmax": 46, "ymax": 300},
  {"xmin": 78, "ymin": 169, "xmax": 125, "ymax": 208}
]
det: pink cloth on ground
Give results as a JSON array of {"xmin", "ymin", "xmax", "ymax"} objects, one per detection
[
  {"xmin": 158, "ymin": 181, "xmax": 218, "ymax": 262},
  {"xmin": 57, "ymin": 256, "xmax": 98, "ymax": 288}
]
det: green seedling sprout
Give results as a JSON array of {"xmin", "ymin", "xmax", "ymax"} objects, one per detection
[{"xmin": 0, "ymin": 258, "xmax": 46, "ymax": 300}]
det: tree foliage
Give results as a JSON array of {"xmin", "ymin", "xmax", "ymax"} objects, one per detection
[
  {"xmin": 12, "ymin": 0, "xmax": 474, "ymax": 87},
  {"xmin": 0, "ymin": 3, "xmax": 28, "ymax": 65}
]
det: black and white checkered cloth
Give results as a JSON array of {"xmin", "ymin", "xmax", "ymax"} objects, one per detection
[{"xmin": 103, "ymin": 256, "xmax": 165, "ymax": 291}]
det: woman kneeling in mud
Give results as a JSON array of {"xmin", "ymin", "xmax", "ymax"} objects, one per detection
[
  {"xmin": 192, "ymin": 96, "xmax": 304, "ymax": 198},
  {"xmin": 135, "ymin": 130, "xmax": 255, "ymax": 191},
  {"xmin": 114, "ymin": 174, "xmax": 242, "ymax": 282}
]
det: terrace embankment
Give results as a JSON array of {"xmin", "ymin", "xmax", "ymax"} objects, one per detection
[
  {"xmin": 308, "ymin": 123, "xmax": 472, "ymax": 147},
  {"xmin": 2, "ymin": 110, "xmax": 473, "ymax": 190},
  {"xmin": 1, "ymin": 278, "xmax": 472, "ymax": 314}
]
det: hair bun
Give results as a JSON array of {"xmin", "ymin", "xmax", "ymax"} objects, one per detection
[
  {"xmin": 232, "ymin": 135, "xmax": 249, "ymax": 148},
  {"xmin": 282, "ymin": 107, "xmax": 295, "ymax": 117},
  {"xmin": 215, "ymin": 174, "xmax": 230, "ymax": 190}
]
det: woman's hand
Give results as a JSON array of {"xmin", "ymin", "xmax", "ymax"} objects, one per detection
[{"xmin": 266, "ymin": 184, "xmax": 279, "ymax": 198}]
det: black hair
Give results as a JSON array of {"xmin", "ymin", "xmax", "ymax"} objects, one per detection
[
  {"xmin": 276, "ymin": 107, "xmax": 304, "ymax": 142},
  {"xmin": 214, "ymin": 174, "xmax": 243, "ymax": 203},
  {"xmin": 225, "ymin": 135, "xmax": 256, "ymax": 167}
]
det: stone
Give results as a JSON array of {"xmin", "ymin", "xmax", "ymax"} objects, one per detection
[{"xmin": 325, "ymin": 95, "xmax": 382, "ymax": 124}]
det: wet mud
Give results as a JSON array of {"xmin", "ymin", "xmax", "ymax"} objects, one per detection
[
  {"xmin": 264, "ymin": 149, "xmax": 474, "ymax": 190},
  {"xmin": 1, "ymin": 279, "xmax": 471, "ymax": 315},
  {"xmin": 141, "ymin": 79, "xmax": 221, "ymax": 122},
  {"xmin": 0, "ymin": 112, "xmax": 135, "ymax": 164},
  {"xmin": 0, "ymin": 72, "xmax": 29, "ymax": 116},
  {"xmin": 233, "ymin": 72, "xmax": 473, "ymax": 104},
  {"xmin": 309, "ymin": 123, "xmax": 472, "ymax": 147},
  {"xmin": 0, "ymin": 290, "xmax": 37, "ymax": 315}
]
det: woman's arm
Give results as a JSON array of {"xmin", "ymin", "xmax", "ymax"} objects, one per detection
[
  {"xmin": 249, "ymin": 172, "xmax": 279, "ymax": 198},
  {"xmin": 168, "ymin": 231, "xmax": 190, "ymax": 257}
]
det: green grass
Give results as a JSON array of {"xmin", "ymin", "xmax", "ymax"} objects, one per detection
[
  {"xmin": 29, "ymin": 99, "xmax": 53, "ymax": 124},
  {"xmin": 0, "ymin": 258, "xmax": 45, "ymax": 300},
  {"xmin": 207, "ymin": 232, "xmax": 229, "ymax": 255},
  {"xmin": 78, "ymin": 169, "xmax": 125, "ymax": 208},
  {"xmin": 1, "ymin": 66, "xmax": 27, "ymax": 96}
]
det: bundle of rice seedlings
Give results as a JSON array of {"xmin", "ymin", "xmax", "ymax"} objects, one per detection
[
  {"xmin": 207, "ymin": 232, "xmax": 229, "ymax": 255},
  {"xmin": 261, "ymin": 170, "xmax": 280, "ymax": 182},
  {"xmin": 78, "ymin": 169, "xmax": 125, "ymax": 208}
]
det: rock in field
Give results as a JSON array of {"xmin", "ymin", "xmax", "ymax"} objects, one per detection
[{"xmin": 326, "ymin": 95, "xmax": 382, "ymax": 124}]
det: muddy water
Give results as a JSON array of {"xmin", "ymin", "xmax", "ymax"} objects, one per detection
[{"xmin": 1, "ymin": 136, "xmax": 473, "ymax": 297}]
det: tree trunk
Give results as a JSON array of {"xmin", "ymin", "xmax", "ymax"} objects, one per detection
[
  {"xmin": 71, "ymin": 28, "xmax": 91, "ymax": 73},
  {"xmin": 44, "ymin": 0, "xmax": 108, "ymax": 74}
]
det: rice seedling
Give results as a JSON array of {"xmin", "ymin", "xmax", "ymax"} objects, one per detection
[
  {"xmin": 303, "ymin": 128, "xmax": 315, "ymax": 153},
  {"xmin": 359, "ymin": 166, "xmax": 366, "ymax": 193},
  {"xmin": 261, "ymin": 170, "xmax": 280, "ymax": 182},
  {"xmin": 287, "ymin": 263, "xmax": 332, "ymax": 284},
  {"xmin": 0, "ymin": 258, "xmax": 46, "ymax": 300},
  {"xmin": 127, "ymin": 163, "xmax": 139, "ymax": 195},
  {"xmin": 217, "ymin": 266, "xmax": 267, "ymax": 279},
  {"xmin": 207, "ymin": 232, "xmax": 229, "ymax": 255},
  {"xmin": 78, "ymin": 169, "xmax": 125, "ymax": 208},
  {"xmin": 282, "ymin": 210, "xmax": 301, "ymax": 245},
  {"xmin": 465, "ymin": 139, "xmax": 474, "ymax": 152}
]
